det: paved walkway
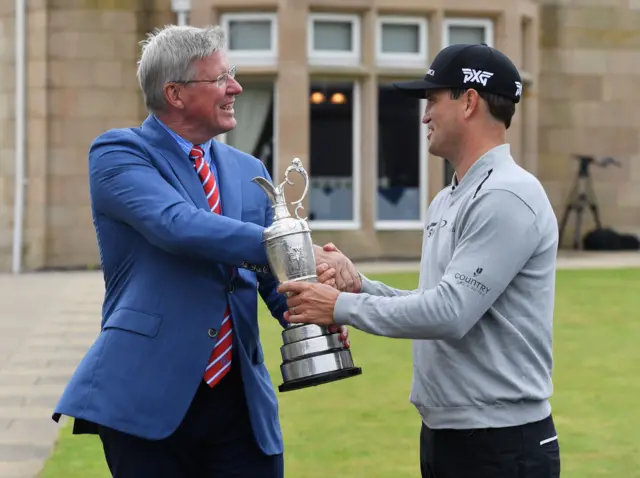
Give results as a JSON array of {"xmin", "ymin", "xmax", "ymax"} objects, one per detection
[
  {"xmin": 0, "ymin": 251, "xmax": 638, "ymax": 477},
  {"xmin": 0, "ymin": 272, "xmax": 102, "ymax": 478}
]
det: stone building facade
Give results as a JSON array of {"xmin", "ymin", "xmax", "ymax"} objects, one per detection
[{"xmin": 0, "ymin": 0, "xmax": 638, "ymax": 272}]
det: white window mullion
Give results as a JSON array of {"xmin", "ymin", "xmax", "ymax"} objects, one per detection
[{"xmin": 352, "ymin": 81, "xmax": 361, "ymax": 228}]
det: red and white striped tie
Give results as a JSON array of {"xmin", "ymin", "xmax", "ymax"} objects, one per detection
[{"xmin": 190, "ymin": 145, "xmax": 233, "ymax": 388}]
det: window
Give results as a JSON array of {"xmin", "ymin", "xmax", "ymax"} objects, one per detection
[
  {"xmin": 376, "ymin": 16, "xmax": 428, "ymax": 68},
  {"xmin": 308, "ymin": 13, "xmax": 361, "ymax": 66},
  {"xmin": 376, "ymin": 84, "xmax": 427, "ymax": 228},
  {"xmin": 222, "ymin": 81, "xmax": 276, "ymax": 178},
  {"xmin": 442, "ymin": 18, "xmax": 494, "ymax": 185},
  {"xmin": 443, "ymin": 18, "xmax": 494, "ymax": 47},
  {"xmin": 220, "ymin": 13, "xmax": 278, "ymax": 66},
  {"xmin": 308, "ymin": 81, "xmax": 360, "ymax": 228}
]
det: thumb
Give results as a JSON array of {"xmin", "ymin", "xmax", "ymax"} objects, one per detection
[
  {"xmin": 323, "ymin": 242, "xmax": 340, "ymax": 253},
  {"xmin": 277, "ymin": 281, "xmax": 307, "ymax": 295}
]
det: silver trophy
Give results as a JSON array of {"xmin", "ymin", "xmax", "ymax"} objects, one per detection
[{"xmin": 252, "ymin": 158, "xmax": 362, "ymax": 393}]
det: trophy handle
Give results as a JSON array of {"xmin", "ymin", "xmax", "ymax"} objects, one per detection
[{"xmin": 284, "ymin": 158, "xmax": 309, "ymax": 221}]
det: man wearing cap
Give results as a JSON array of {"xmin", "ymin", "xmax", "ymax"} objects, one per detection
[{"xmin": 278, "ymin": 44, "xmax": 561, "ymax": 477}]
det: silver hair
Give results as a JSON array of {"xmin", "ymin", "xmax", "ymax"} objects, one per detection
[{"xmin": 137, "ymin": 25, "xmax": 227, "ymax": 114}]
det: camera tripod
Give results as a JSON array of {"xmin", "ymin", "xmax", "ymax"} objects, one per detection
[{"xmin": 558, "ymin": 155, "xmax": 619, "ymax": 250}]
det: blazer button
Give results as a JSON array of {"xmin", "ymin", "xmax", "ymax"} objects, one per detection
[
  {"xmin": 228, "ymin": 284, "xmax": 235, "ymax": 293},
  {"xmin": 208, "ymin": 328, "xmax": 218, "ymax": 338}
]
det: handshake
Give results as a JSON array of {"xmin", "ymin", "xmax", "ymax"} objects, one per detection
[
  {"xmin": 275, "ymin": 241, "xmax": 361, "ymax": 331},
  {"xmin": 312, "ymin": 243, "xmax": 362, "ymax": 293}
]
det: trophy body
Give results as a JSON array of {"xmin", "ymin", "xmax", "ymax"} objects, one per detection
[{"xmin": 252, "ymin": 159, "xmax": 362, "ymax": 393}]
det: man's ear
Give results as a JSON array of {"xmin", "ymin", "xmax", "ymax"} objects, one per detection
[
  {"xmin": 462, "ymin": 89, "xmax": 481, "ymax": 119},
  {"xmin": 164, "ymin": 83, "xmax": 185, "ymax": 110}
]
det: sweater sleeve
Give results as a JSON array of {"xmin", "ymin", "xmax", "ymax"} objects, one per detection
[
  {"xmin": 333, "ymin": 189, "xmax": 540, "ymax": 340},
  {"xmin": 359, "ymin": 273, "xmax": 417, "ymax": 297}
]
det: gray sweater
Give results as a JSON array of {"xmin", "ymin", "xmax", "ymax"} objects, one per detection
[{"xmin": 334, "ymin": 144, "xmax": 559, "ymax": 430}]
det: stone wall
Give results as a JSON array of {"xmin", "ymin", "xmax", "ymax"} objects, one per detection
[
  {"xmin": 0, "ymin": 0, "xmax": 177, "ymax": 272},
  {"xmin": 45, "ymin": 2, "xmax": 146, "ymax": 269},
  {"xmin": 539, "ymin": 1, "xmax": 640, "ymax": 247}
]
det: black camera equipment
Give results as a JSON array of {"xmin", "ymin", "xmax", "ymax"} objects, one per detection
[{"xmin": 558, "ymin": 155, "xmax": 621, "ymax": 250}]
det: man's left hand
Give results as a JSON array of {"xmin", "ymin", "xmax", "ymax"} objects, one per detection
[
  {"xmin": 313, "ymin": 244, "xmax": 361, "ymax": 293},
  {"xmin": 278, "ymin": 281, "xmax": 341, "ymax": 328}
]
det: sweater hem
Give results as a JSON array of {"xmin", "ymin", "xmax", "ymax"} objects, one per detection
[{"xmin": 415, "ymin": 400, "xmax": 551, "ymax": 430}]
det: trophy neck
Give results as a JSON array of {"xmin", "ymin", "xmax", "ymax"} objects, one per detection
[{"xmin": 272, "ymin": 202, "xmax": 291, "ymax": 221}]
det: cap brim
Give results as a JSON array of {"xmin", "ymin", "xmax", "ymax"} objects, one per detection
[{"xmin": 392, "ymin": 79, "xmax": 448, "ymax": 98}]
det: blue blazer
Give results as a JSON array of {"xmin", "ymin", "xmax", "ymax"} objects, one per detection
[{"xmin": 52, "ymin": 115, "xmax": 288, "ymax": 456}]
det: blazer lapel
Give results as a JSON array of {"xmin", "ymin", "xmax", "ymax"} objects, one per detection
[
  {"xmin": 140, "ymin": 115, "xmax": 209, "ymax": 210},
  {"xmin": 211, "ymin": 141, "xmax": 242, "ymax": 221}
]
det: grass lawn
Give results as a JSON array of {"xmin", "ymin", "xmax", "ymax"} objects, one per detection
[{"xmin": 39, "ymin": 269, "xmax": 640, "ymax": 477}]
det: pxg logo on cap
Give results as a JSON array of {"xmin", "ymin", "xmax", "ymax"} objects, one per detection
[{"xmin": 461, "ymin": 68, "xmax": 493, "ymax": 86}]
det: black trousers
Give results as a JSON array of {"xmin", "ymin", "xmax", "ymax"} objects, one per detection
[
  {"xmin": 98, "ymin": 365, "xmax": 284, "ymax": 478},
  {"xmin": 420, "ymin": 414, "xmax": 560, "ymax": 478}
]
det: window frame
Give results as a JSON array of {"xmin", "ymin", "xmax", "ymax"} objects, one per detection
[
  {"xmin": 375, "ymin": 15, "xmax": 429, "ymax": 69},
  {"xmin": 307, "ymin": 13, "xmax": 361, "ymax": 67},
  {"xmin": 220, "ymin": 12, "xmax": 278, "ymax": 67},
  {"xmin": 442, "ymin": 17, "xmax": 494, "ymax": 48},
  {"xmin": 308, "ymin": 80, "xmax": 361, "ymax": 230},
  {"xmin": 375, "ymin": 94, "xmax": 428, "ymax": 230}
]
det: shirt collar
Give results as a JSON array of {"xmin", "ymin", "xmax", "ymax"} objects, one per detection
[
  {"xmin": 153, "ymin": 115, "xmax": 213, "ymax": 159},
  {"xmin": 450, "ymin": 144, "xmax": 513, "ymax": 195}
]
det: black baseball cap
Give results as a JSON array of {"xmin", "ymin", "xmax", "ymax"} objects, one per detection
[{"xmin": 393, "ymin": 43, "xmax": 523, "ymax": 103}]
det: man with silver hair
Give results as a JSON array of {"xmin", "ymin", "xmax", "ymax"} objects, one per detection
[{"xmin": 52, "ymin": 24, "xmax": 351, "ymax": 477}]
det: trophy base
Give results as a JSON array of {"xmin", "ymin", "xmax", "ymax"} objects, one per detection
[
  {"xmin": 278, "ymin": 340, "xmax": 363, "ymax": 393},
  {"xmin": 278, "ymin": 366, "xmax": 363, "ymax": 393}
]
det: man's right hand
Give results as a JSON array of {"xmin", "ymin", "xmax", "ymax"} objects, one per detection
[{"xmin": 314, "ymin": 243, "xmax": 362, "ymax": 293}]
